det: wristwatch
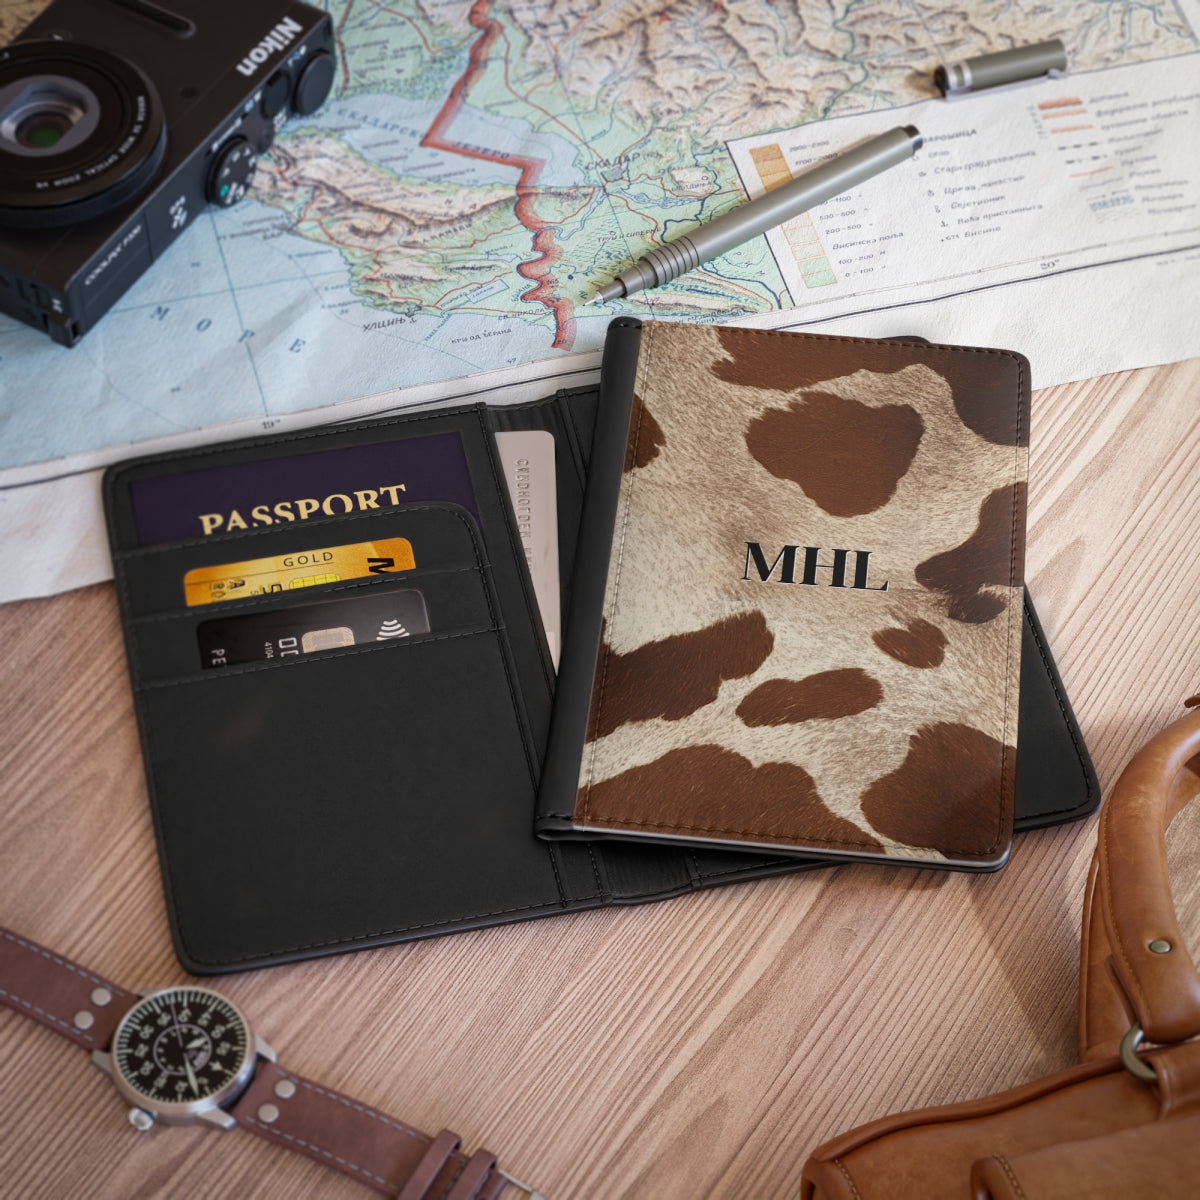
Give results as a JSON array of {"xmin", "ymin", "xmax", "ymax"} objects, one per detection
[{"xmin": 0, "ymin": 926, "xmax": 543, "ymax": 1199}]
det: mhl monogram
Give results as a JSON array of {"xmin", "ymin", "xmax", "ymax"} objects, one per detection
[{"xmin": 742, "ymin": 543, "xmax": 889, "ymax": 591}]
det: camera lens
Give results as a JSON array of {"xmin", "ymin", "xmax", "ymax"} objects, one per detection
[
  {"xmin": 0, "ymin": 41, "xmax": 167, "ymax": 229},
  {"xmin": 21, "ymin": 112, "xmax": 71, "ymax": 149},
  {"xmin": 1, "ymin": 75, "xmax": 101, "ymax": 155}
]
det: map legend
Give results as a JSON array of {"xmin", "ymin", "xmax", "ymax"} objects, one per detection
[
  {"xmin": 729, "ymin": 51, "xmax": 1200, "ymax": 325},
  {"xmin": 747, "ymin": 143, "xmax": 837, "ymax": 292}
]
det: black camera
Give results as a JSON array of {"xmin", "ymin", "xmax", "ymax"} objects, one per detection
[{"xmin": 0, "ymin": 0, "xmax": 335, "ymax": 346}]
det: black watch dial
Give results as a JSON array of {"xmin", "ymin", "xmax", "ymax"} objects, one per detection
[{"xmin": 112, "ymin": 987, "xmax": 252, "ymax": 1109}]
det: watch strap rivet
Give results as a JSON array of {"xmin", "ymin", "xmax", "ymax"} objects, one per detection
[
  {"xmin": 274, "ymin": 1079, "xmax": 296, "ymax": 1100},
  {"xmin": 73, "ymin": 1010, "xmax": 95, "ymax": 1031},
  {"xmin": 257, "ymin": 1103, "xmax": 280, "ymax": 1124},
  {"xmin": 90, "ymin": 987, "xmax": 113, "ymax": 1007}
]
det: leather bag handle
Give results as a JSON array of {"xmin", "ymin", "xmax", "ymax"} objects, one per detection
[{"xmin": 1079, "ymin": 704, "xmax": 1200, "ymax": 1060}]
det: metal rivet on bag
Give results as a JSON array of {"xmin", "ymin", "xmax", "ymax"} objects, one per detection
[
  {"xmin": 73, "ymin": 1010, "xmax": 95, "ymax": 1030},
  {"xmin": 257, "ymin": 1103, "xmax": 280, "ymax": 1124},
  {"xmin": 274, "ymin": 1079, "xmax": 296, "ymax": 1100},
  {"xmin": 1149, "ymin": 939, "xmax": 1172, "ymax": 954},
  {"xmin": 91, "ymin": 987, "xmax": 112, "ymax": 1007}
]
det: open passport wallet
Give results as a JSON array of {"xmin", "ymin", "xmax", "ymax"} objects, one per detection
[{"xmin": 104, "ymin": 318, "xmax": 1098, "ymax": 972}]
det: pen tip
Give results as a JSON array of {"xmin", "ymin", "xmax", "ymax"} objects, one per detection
[
  {"xmin": 903, "ymin": 124, "xmax": 923, "ymax": 151},
  {"xmin": 589, "ymin": 282, "xmax": 628, "ymax": 305}
]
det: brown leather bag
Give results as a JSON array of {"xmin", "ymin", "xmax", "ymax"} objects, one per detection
[{"xmin": 801, "ymin": 705, "xmax": 1200, "ymax": 1199}]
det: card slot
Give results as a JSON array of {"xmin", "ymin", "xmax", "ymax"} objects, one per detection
[
  {"xmin": 128, "ymin": 558, "xmax": 498, "ymax": 684},
  {"xmin": 116, "ymin": 503, "xmax": 487, "ymax": 620},
  {"xmin": 127, "ymin": 560, "xmax": 487, "ymax": 627},
  {"xmin": 131, "ymin": 621, "xmax": 559, "ymax": 971},
  {"xmin": 135, "ymin": 622, "xmax": 502, "ymax": 691}
]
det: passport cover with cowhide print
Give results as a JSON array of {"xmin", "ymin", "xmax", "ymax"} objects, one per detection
[{"xmin": 536, "ymin": 318, "xmax": 1029, "ymax": 870}]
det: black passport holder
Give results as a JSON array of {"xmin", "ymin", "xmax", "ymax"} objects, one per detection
[{"xmin": 104, "ymin": 385, "xmax": 1098, "ymax": 973}]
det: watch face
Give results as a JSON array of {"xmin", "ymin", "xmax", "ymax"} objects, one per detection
[{"xmin": 111, "ymin": 987, "xmax": 253, "ymax": 1113}]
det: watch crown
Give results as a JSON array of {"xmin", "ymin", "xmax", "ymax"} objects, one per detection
[{"xmin": 128, "ymin": 1107, "xmax": 155, "ymax": 1132}]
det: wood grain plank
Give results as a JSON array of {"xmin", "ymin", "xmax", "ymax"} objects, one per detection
[{"xmin": 1, "ymin": 360, "xmax": 1198, "ymax": 1199}]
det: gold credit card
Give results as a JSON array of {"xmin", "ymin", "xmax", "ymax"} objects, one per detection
[{"xmin": 183, "ymin": 537, "xmax": 416, "ymax": 606}]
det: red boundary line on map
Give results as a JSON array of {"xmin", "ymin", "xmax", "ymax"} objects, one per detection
[{"xmin": 421, "ymin": 0, "xmax": 576, "ymax": 350}]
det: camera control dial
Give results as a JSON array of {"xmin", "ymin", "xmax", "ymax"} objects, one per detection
[{"xmin": 206, "ymin": 136, "xmax": 255, "ymax": 207}]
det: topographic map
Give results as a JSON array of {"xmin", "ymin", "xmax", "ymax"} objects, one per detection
[
  {"xmin": 288, "ymin": 0, "xmax": 1193, "ymax": 350},
  {"xmin": 0, "ymin": 0, "xmax": 1196, "ymax": 472}
]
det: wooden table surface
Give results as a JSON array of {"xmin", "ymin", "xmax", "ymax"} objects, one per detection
[{"xmin": 2, "ymin": 357, "xmax": 1199, "ymax": 1199}]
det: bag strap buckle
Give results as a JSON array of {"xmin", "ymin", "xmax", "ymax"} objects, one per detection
[{"xmin": 1120, "ymin": 1022, "xmax": 1157, "ymax": 1082}]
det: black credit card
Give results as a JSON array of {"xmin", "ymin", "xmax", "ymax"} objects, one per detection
[{"xmin": 197, "ymin": 589, "xmax": 430, "ymax": 669}]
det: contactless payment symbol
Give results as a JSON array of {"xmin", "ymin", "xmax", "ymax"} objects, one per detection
[{"xmin": 375, "ymin": 619, "xmax": 411, "ymax": 641}]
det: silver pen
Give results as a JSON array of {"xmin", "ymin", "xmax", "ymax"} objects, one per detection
[
  {"xmin": 935, "ymin": 40, "xmax": 1066, "ymax": 98},
  {"xmin": 588, "ymin": 124, "xmax": 922, "ymax": 305}
]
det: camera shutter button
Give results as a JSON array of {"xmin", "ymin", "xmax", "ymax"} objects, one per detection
[
  {"xmin": 206, "ymin": 137, "xmax": 256, "ymax": 207},
  {"xmin": 291, "ymin": 51, "xmax": 335, "ymax": 117}
]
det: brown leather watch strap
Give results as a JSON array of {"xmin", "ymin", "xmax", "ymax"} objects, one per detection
[
  {"xmin": 0, "ymin": 927, "xmax": 532, "ymax": 1198},
  {"xmin": 0, "ymin": 928, "xmax": 133, "ymax": 1051},
  {"xmin": 229, "ymin": 1060, "xmax": 510, "ymax": 1199}
]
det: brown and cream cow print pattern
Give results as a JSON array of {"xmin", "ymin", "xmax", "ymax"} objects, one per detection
[{"xmin": 573, "ymin": 321, "xmax": 1029, "ymax": 868}]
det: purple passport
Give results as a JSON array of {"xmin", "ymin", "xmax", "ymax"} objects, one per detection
[{"xmin": 128, "ymin": 430, "xmax": 477, "ymax": 544}]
